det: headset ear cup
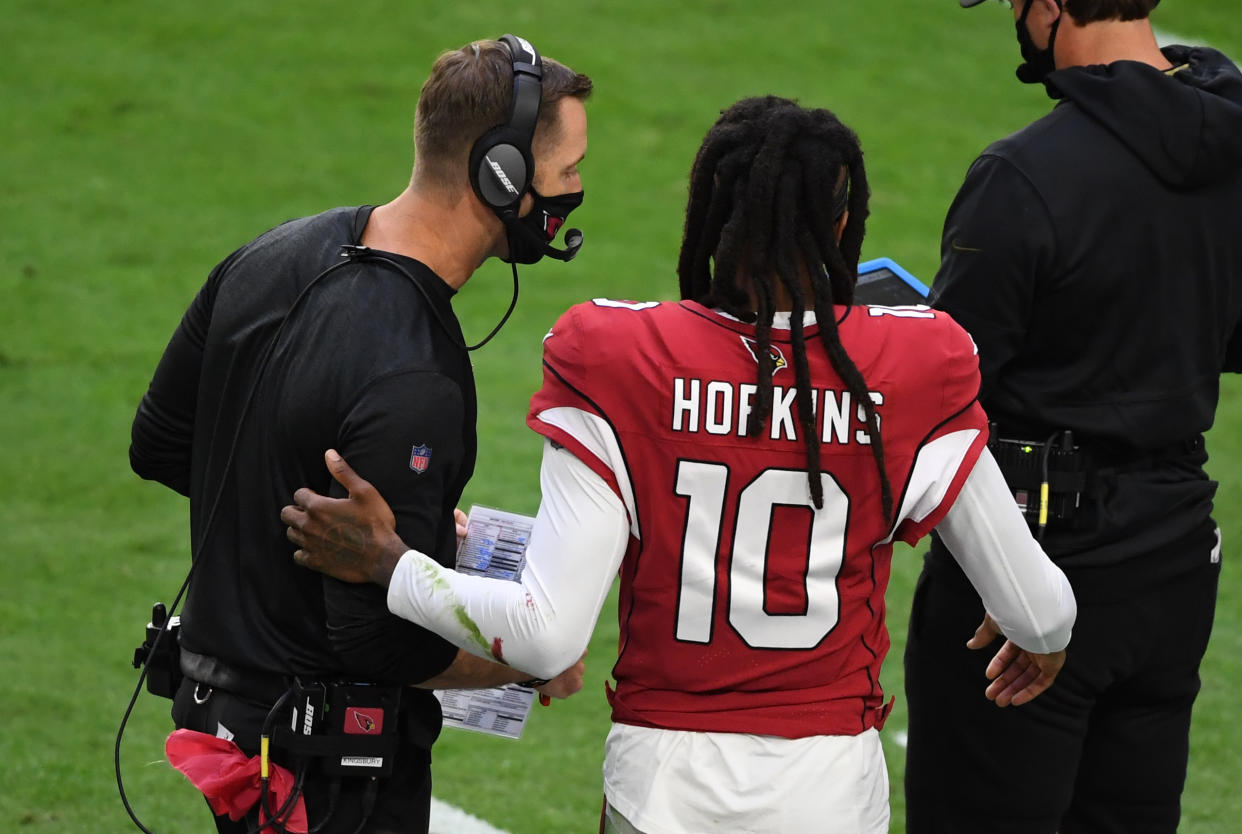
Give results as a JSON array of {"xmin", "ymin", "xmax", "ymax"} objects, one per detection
[
  {"xmin": 466, "ymin": 34, "xmax": 541, "ymax": 217},
  {"xmin": 469, "ymin": 128, "xmax": 533, "ymax": 211}
]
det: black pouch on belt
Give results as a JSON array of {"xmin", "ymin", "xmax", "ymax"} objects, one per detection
[
  {"xmin": 276, "ymin": 679, "xmax": 403, "ymax": 778},
  {"xmin": 987, "ymin": 423, "xmax": 1087, "ymax": 528}
]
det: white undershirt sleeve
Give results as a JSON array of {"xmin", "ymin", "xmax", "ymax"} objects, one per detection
[
  {"xmin": 935, "ymin": 447, "xmax": 1077, "ymax": 654},
  {"xmin": 386, "ymin": 440, "xmax": 630, "ymax": 679}
]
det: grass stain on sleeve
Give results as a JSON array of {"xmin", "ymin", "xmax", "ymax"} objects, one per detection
[{"xmin": 419, "ymin": 559, "xmax": 498, "ymax": 660}]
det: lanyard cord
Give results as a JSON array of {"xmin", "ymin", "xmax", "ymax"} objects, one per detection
[{"xmin": 337, "ymin": 245, "xmax": 520, "ymax": 352}]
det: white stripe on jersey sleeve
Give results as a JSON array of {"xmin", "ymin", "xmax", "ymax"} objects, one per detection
[
  {"xmin": 533, "ymin": 405, "xmax": 641, "ymax": 540},
  {"xmin": 880, "ymin": 428, "xmax": 982, "ymax": 545}
]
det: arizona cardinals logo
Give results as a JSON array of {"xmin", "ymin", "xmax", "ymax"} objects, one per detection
[
  {"xmin": 344, "ymin": 707, "xmax": 383, "ymax": 735},
  {"xmin": 741, "ymin": 336, "xmax": 788, "ymax": 376},
  {"xmin": 544, "ymin": 213, "xmax": 564, "ymax": 239}
]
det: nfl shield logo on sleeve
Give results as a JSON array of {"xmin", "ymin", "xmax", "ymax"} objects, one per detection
[{"xmin": 409, "ymin": 444, "xmax": 432, "ymax": 474}]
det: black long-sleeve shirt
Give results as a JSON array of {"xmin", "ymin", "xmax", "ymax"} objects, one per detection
[
  {"xmin": 131, "ymin": 205, "xmax": 474, "ymax": 702},
  {"xmin": 930, "ymin": 47, "xmax": 1242, "ymax": 580}
]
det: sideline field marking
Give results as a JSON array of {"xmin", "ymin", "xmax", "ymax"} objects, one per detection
[{"xmin": 430, "ymin": 797, "xmax": 514, "ymax": 834}]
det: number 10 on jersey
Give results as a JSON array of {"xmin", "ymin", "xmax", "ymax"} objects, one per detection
[{"xmin": 673, "ymin": 460, "xmax": 847, "ymax": 651}]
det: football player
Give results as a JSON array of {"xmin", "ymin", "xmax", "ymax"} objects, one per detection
[{"xmin": 283, "ymin": 96, "xmax": 1076, "ymax": 834}]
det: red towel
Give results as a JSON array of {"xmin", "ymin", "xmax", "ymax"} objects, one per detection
[{"xmin": 165, "ymin": 729, "xmax": 308, "ymax": 833}]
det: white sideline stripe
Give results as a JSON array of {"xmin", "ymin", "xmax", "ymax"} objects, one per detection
[
  {"xmin": 1154, "ymin": 26, "xmax": 1208, "ymax": 48},
  {"xmin": 430, "ymin": 797, "xmax": 514, "ymax": 834}
]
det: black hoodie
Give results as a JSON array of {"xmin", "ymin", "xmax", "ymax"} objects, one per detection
[
  {"xmin": 931, "ymin": 46, "xmax": 1242, "ymax": 578},
  {"xmin": 1049, "ymin": 46, "xmax": 1242, "ymax": 188}
]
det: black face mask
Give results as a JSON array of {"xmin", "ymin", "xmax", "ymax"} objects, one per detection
[
  {"xmin": 503, "ymin": 187, "xmax": 585, "ymax": 264},
  {"xmin": 1015, "ymin": 0, "xmax": 1062, "ymax": 85}
]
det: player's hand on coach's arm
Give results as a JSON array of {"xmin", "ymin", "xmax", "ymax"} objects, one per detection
[
  {"xmin": 967, "ymin": 613, "xmax": 1067, "ymax": 708},
  {"xmin": 285, "ymin": 453, "xmax": 587, "ymax": 702},
  {"xmin": 282, "ymin": 449, "xmax": 410, "ymax": 587}
]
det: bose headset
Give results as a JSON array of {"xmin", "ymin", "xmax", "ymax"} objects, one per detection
[
  {"xmin": 469, "ymin": 34, "xmax": 543, "ymax": 217},
  {"xmin": 467, "ymin": 34, "xmax": 584, "ymax": 263}
]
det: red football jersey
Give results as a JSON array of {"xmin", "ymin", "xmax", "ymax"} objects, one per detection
[{"xmin": 527, "ymin": 300, "xmax": 987, "ymax": 738}]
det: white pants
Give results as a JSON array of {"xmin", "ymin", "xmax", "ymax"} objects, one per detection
[{"xmin": 603, "ymin": 724, "xmax": 890, "ymax": 834}]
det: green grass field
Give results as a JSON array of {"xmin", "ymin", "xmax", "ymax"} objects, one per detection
[{"xmin": 2, "ymin": 1, "xmax": 1240, "ymax": 831}]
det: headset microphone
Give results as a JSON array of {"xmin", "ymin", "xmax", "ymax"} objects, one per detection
[
  {"xmin": 561, "ymin": 228, "xmax": 584, "ymax": 260},
  {"xmin": 504, "ymin": 218, "xmax": 584, "ymax": 262}
]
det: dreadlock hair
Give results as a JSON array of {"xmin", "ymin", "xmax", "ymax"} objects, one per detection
[{"xmin": 677, "ymin": 96, "xmax": 894, "ymax": 521}]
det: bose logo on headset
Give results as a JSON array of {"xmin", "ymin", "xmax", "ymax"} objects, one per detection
[
  {"xmin": 510, "ymin": 35, "xmax": 537, "ymax": 65},
  {"xmin": 468, "ymin": 34, "xmax": 543, "ymax": 215},
  {"xmin": 486, "ymin": 157, "xmax": 520, "ymax": 197}
]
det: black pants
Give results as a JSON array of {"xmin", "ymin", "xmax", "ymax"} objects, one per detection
[
  {"xmin": 903, "ymin": 536, "xmax": 1220, "ymax": 834},
  {"xmin": 171, "ymin": 679, "xmax": 433, "ymax": 834}
]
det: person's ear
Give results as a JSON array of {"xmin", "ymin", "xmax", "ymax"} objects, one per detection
[{"xmin": 1037, "ymin": 0, "xmax": 1063, "ymax": 21}]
